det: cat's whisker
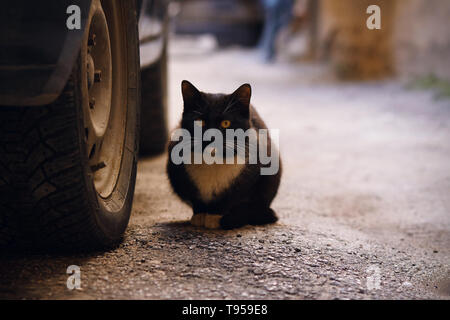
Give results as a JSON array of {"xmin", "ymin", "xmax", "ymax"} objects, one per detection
[
  {"xmin": 191, "ymin": 109, "xmax": 203, "ymax": 115},
  {"xmin": 230, "ymin": 141, "xmax": 257, "ymax": 153},
  {"xmin": 222, "ymin": 99, "xmax": 238, "ymax": 114},
  {"xmin": 224, "ymin": 143, "xmax": 251, "ymax": 159}
]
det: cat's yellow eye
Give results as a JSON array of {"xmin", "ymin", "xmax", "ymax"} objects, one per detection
[
  {"xmin": 195, "ymin": 119, "xmax": 205, "ymax": 127},
  {"xmin": 221, "ymin": 120, "xmax": 231, "ymax": 128}
]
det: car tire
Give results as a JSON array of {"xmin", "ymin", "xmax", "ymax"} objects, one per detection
[
  {"xmin": 0, "ymin": 0, "xmax": 140, "ymax": 251},
  {"xmin": 139, "ymin": 22, "xmax": 168, "ymax": 156}
]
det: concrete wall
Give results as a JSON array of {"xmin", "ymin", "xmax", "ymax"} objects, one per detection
[
  {"xmin": 317, "ymin": 0, "xmax": 395, "ymax": 79},
  {"xmin": 315, "ymin": 0, "xmax": 450, "ymax": 80},
  {"xmin": 394, "ymin": 0, "xmax": 450, "ymax": 80}
]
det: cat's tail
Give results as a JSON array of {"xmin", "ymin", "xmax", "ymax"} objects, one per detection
[{"xmin": 249, "ymin": 208, "xmax": 278, "ymax": 226}]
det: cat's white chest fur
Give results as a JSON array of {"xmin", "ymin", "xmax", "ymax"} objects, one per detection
[{"xmin": 185, "ymin": 162, "xmax": 245, "ymax": 202}]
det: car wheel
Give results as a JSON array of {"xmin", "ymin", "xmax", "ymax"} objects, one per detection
[
  {"xmin": 0, "ymin": 0, "xmax": 140, "ymax": 250},
  {"xmin": 139, "ymin": 18, "xmax": 168, "ymax": 156}
]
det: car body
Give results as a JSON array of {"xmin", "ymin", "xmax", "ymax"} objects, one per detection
[
  {"xmin": 0, "ymin": 0, "xmax": 167, "ymax": 106},
  {"xmin": 174, "ymin": 0, "xmax": 264, "ymax": 47}
]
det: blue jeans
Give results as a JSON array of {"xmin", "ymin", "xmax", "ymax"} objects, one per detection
[{"xmin": 259, "ymin": 0, "xmax": 294, "ymax": 61}]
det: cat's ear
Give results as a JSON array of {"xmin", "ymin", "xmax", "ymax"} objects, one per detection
[
  {"xmin": 181, "ymin": 80, "xmax": 201, "ymax": 106},
  {"xmin": 232, "ymin": 83, "xmax": 252, "ymax": 107}
]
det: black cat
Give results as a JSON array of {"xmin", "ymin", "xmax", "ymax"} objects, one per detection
[{"xmin": 167, "ymin": 80, "xmax": 281, "ymax": 229}]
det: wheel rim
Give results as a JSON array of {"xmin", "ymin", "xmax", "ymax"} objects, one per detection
[{"xmin": 82, "ymin": 0, "xmax": 126, "ymax": 199}]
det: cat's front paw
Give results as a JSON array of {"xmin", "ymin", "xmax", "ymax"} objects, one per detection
[
  {"xmin": 190, "ymin": 213, "xmax": 206, "ymax": 227},
  {"xmin": 219, "ymin": 214, "xmax": 248, "ymax": 230},
  {"xmin": 204, "ymin": 214, "xmax": 221, "ymax": 229}
]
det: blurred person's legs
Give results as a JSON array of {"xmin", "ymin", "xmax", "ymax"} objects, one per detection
[{"xmin": 259, "ymin": 0, "xmax": 294, "ymax": 62}]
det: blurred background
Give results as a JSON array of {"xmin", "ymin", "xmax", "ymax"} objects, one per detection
[
  {"xmin": 167, "ymin": 0, "xmax": 450, "ymax": 77},
  {"xmin": 136, "ymin": 0, "xmax": 450, "ymax": 260},
  {"xmin": 159, "ymin": 0, "xmax": 450, "ymax": 128}
]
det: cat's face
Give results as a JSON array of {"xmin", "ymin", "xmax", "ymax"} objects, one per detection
[
  {"xmin": 181, "ymin": 80, "xmax": 251, "ymax": 134},
  {"xmin": 181, "ymin": 80, "xmax": 251, "ymax": 159}
]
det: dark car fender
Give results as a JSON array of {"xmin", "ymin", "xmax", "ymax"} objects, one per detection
[
  {"xmin": 0, "ymin": 0, "xmax": 149, "ymax": 107},
  {"xmin": 0, "ymin": 1, "xmax": 92, "ymax": 106}
]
